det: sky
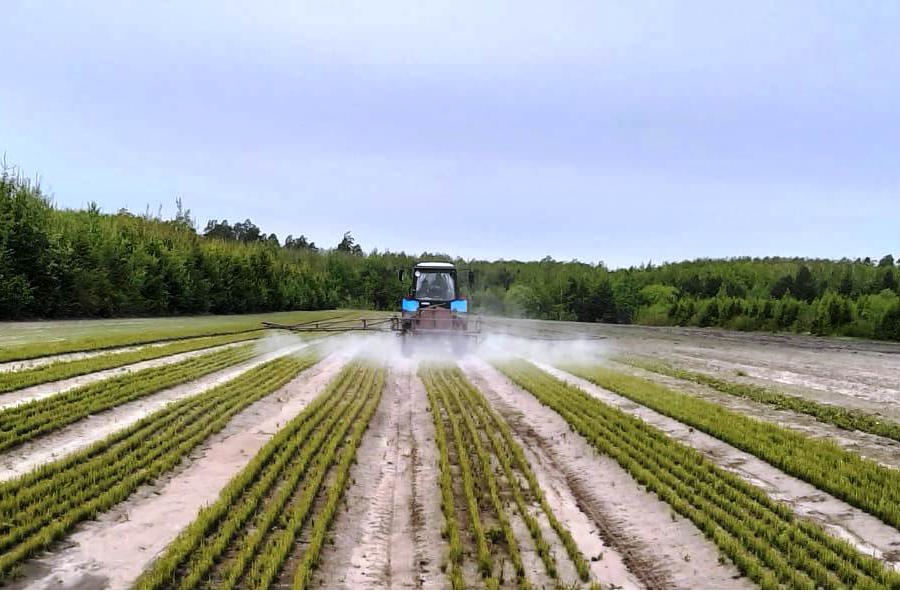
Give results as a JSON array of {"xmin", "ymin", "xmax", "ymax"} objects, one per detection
[{"xmin": 2, "ymin": 1, "xmax": 898, "ymax": 268}]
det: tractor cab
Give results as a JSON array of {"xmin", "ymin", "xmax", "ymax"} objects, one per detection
[
  {"xmin": 401, "ymin": 262, "xmax": 469, "ymax": 315},
  {"xmin": 402, "ymin": 262, "xmax": 467, "ymax": 313}
]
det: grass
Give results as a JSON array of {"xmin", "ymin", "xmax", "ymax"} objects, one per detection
[
  {"xmin": 0, "ymin": 330, "xmax": 263, "ymax": 393},
  {"xmin": 496, "ymin": 359, "xmax": 900, "ymax": 590},
  {"xmin": 563, "ymin": 362, "xmax": 900, "ymax": 534},
  {"xmin": 0, "ymin": 309, "xmax": 358, "ymax": 363},
  {"xmin": 619, "ymin": 356, "xmax": 900, "ymax": 444},
  {"xmin": 0, "ymin": 351, "xmax": 320, "ymax": 584},
  {"xmin": 133, "ymin": 361, "xmax": 385, "ymax": 590}
]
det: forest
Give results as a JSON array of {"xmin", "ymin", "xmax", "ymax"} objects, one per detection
[{"xmin": 2, "ymin": 168, "xmax": 899, "ymax": 341}]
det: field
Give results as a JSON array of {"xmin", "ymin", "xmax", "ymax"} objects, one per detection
[{"xmin": 1, "ymin": 312, "xmax": 899, "ymax": 589}]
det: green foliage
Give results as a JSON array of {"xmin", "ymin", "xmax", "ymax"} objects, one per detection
[
  {"xmin": 497, "ymin": 359, "xmax": 900, "ymax": 589},
  {"xmin": 0, "ymin": 344, "xmax": 254, "ymax": 453},
  {"xmin": 621, "ymin": 358, "xmax": 900, "ymax": 443},
  {"xmin": 565, "ymin": 363, "xmax": 900, "ymax": 537},
  {"xmin": 0, "ymin": 330, "xmax": 262, "ymax": 393},
  {"xmin": 0, "ymin": 352, "xmax": 320, "ymax": 584},
  {"xmin": 133, "ymin": 361, "xmax": 383, "ymax": 589},
  {"xmin": 2, "ymin": 164, "xmax": 899, "ymax": 342},
  {"xmin": 419, "ymin": 365, "xmax": 589, "ymax": 588},
  {"xmin": 0, "ymin": 310, "xmax": 348, "ymax": 363}
]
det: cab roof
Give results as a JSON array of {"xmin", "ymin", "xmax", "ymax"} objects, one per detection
[{"xmin": 415, "ymin": 261, "xmax": 456, "ymax": 269}]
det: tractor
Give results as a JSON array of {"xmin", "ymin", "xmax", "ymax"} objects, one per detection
[
  {"xmin": 394, "ymin": 262, "xmax": 481, "ymax": 355},
  {"xmin": 261, "ymin": 261, "xmax": 480, "ymax": 355}
]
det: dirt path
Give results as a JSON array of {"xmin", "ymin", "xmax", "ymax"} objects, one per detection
[
  {"xmin": 315, "ymin": 362, "xmax": 444, "ymax": 589},
  {"xmin": 7, "ymin": 352, "xmax": 349, "ymax": 590},
  {"xmin": 611, "ymin": 362, "xmax": 900, "ymax": 470},
  {"xmin": 460, "ymin": 358, "xmax": 751, "ymax": 590},
  {"xmin": 540, "ymin": 363, "xmax": 900, "ymax": 567},
  {"xmin": 0, "ymin": 341, "xmax": 253, "ymax": 410},
  {"xmin": 0, "ymin": 342, "xmax": 310, "ymax": 482}
]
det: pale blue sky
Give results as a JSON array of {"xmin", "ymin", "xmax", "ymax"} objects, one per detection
[{"xmin": 2, "ymin": 1, "xmax": 898, "ymax": 267}]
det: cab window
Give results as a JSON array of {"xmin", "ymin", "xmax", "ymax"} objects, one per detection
[{"xmin": 415, "ymin": 271, "xmax": 455, "ymax": 301}]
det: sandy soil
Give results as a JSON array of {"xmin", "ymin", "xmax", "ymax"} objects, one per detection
[
  {"xmin": 611, "ymin": 362, "xmax": 900, "ymax": 470},
  {"xmin": 540, "ymin": 363, "xmax": 900, "ymax": 567},
  {"xmin": 485, "ymin": 317, "xmax": 900, "ymax": 420},
  {"xmin": 315, "ymin": 361, "xmax": 445, "ymax": 589},
  {"xmin": 6, "ymin": 351, "xmax": 350, "ymax": 590},
  {"xmin": 0, "ymin": 341, "xmax": 310, "ymax": 482},
  {"xmin": 0, "ymin": 341, "xmax": 253, "ymax": 410},
  {"xmin": 660, "ymin": 352, "xmax": 900, "ymax": 421},
  {"xmin": 461, "ymin": 358, "xmax": 751, "ymax": 590},
  {"xmin": 548, "ymin": 322, "xmax": 900, "ymax": 422},
  {"xmin": 0, "ymin": 341, "xmax": 173, "ymax": 374}
]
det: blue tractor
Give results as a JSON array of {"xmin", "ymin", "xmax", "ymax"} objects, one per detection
[
  {"xmin": 261, "ymin": 261, "xmax": 480, "ymax": 354},
  {"xmin": 395, "ymin": 262, "xmax": 480, "ymax": 355}
]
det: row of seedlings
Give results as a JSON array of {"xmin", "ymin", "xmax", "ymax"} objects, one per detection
[
  {"xmin": 420, "ymin": 364, "xmax": 591, "ymax": 589},
  {"xmin": 0, "ymin": 310, "xmax": 355, "ymax": 363},
  {"xmin": 563, "ymin": 363, "xmax": 900, "ymax": 533},
  {"xmin": 0, "ymin": 330, "xmax": 263, "ymax": 394},
  {"xmin": 618, "ymin": 357, "xmax": 900, "ymax": 444},
  {"xmin": 0, "ymin": 327, "xmax": 266, "ymax": 364},
  {"xmin": 0, "ymin": 351, "xmax": 320, "ymax": 584},
  {"xmin": 135, "ymin": 360, "xmax": 385, "ymax": 590},
  {"xmin": 0, "ymin": 344, "xmax": 258, "ymax": 453},
  {"xmin": 496, "ymin": 359, "xmax": 900, "ymax": 590}
]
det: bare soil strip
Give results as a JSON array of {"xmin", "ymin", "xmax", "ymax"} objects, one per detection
[
  {"xmin": 461, "ymin": 358, "xmax": 749, "ymax": 590},
  {"xmin": 7, "ymin": 352, "xmax": 349, "ymax": 590},
  {"xmin": 624, "ymin": 344, "xmax": 900, "ymax": 421},
  {"xmin": 0, "ymin": 342, "xmax": 308, "ymax": 482},
  {"xmin": 540, "ymin": 363, "xmax": 900, "ymax": 567},
  {"xmin": 613, "ymin": 361, "xmax": 900, "ymax": 470},
  {"xmin": 315, "ymin": 362, "xmax": 444, "ymax": 589},
  {"xmin": 0, "ymin": 341, "xmax": 252, "ymax": 410}
]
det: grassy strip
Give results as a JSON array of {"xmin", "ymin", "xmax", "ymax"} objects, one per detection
[
  {"xmin": 0, "ymin": 327, "xmax": 262, "ymax": 364},
  {"xmin": 290, "ymin": 366, "xmax": 384, "ymax": 589},
  {"xmin": 240, "ymin": 365, "xmax": 380, "ymax": 589},
  {"xmin": 0, "ymin": 344, "xmax": 257, "ymax": 453},
  {"xmin": 564, "ymin": 362, "xmax": 900, "ymax": 535},
  {"xmin": 436, "ymin": 369, "xmax": 529, "ymax": 589},
  {"xmin": 423, "ymin": 365, "xmax": 497, "ymax": 588},
  {"xmin": 460, "ymin": 368, "xmax": 591, "ymax": 584},
  {"xmin": 0, "ymin": 351, "xmax": 319, "ymax": 583},
  {"xmin": 137, "ymin": 365, "xmax": 361, "ymax": 589},
  {"xmin": 0, "ymin": 330, "xmax": 263, "ymax": 393},
  {"xmin": 230, "ymin": 376, "xmax": 367, "ymax": 589},
  {"xmin": 496, "ymin": 359, "xmax": 900, "ymax": 590},
  {"xmin": 0, "ymin": 309, "xmax": 351, "ymax": 364},
  {"xmin": 422, "ymin": 367, "xmax": 465, "ymax": 589},
  {"xmin": 619, "ymin": 356, "xmax": 900, "ymax": 444},
  {"xmin": 421, "ymin": 365, "xmax": 589, "ymax": 588},
  {"xmin": 135, "ymin": 361, "xmax": 385, "ymax": 590}
]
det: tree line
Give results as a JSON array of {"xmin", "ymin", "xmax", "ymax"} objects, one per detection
[{"xmin": 2, "ymin": 168, "xmax": 899, "ymax": 341}]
